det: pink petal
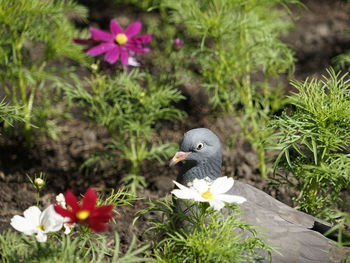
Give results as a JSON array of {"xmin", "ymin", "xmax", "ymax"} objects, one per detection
[
  {"xmin": 104, "ymin": 46, "xmax": 120, "ymax": 64},
  {"xmin": 125, "ymin": 21, "xmax": 141, "ymax": 38},
  {"xmin": 120, "ymin": 49, "xmax": 129, "ymax": 65},
  {"xmin": 82, "ymin": 188, "xmax": 97, "ymax": 212},
  {"xmin": 132, "ymin": 34, "xmax": 152, "ymax": 44},
  {"xmin": 110, "ymin": 19, "xmax": 123, "ymax": 36},
  {"xmin": 86, "ymin": 43, "xmax": 115, "ymax": 56},
  {"xmin": 90, "ymin": 27, "xmax": 113, "ymax": 42}
]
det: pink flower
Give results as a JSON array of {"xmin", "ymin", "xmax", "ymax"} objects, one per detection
[{"xmin": 75, "ymin": 19, "xmax": 152, "ymax": 65}]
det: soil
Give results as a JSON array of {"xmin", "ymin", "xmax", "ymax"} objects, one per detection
[{"xmin": 1, "ymin": 0, "xmax": 350, "ymax": 257}]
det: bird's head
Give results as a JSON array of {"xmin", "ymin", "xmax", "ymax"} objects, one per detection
[{"xmin": 170, "ymin": 128, "xmax": 222, "ymax": 184}]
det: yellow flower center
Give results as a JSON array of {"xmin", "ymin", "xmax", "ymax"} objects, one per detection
[
  {"xmin": 115, "ymin": 33, "xmax": 128, "ymax": 45},
  {"xmin": 201, "ymin": 190, "xmax": 213, "ymax": 200},
  {"xmin": 37, "ymin": 224, "xmax": 45, "ymax": 231},
  {"xmin": 76, "ymin": 210, "xmax": 90, "ymax": 220}
]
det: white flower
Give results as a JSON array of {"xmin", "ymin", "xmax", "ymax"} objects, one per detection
[
  {"xmin": 172, "ymin": 176, "xmax": 246, "ymax": 211},
  {"xmin": 55, "ymin": 193, "xmax": 74, "ymax": 235},
  {"xmin": 10, "ymin": 205, "xmax": 64, "ymax": 242}
]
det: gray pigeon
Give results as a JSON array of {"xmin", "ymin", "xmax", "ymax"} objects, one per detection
[{"xmin": 170, "ymin": 128, "xmax": 347, "ymax": 263}]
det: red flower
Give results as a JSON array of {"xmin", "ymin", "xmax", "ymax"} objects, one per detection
[{"xmin": 54, "ymin": 188, "xmax": 114, "ymax": 232}]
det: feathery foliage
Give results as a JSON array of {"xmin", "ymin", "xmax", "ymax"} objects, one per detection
[
  {"xmin": 270, "ymin": 69, "xmax": 350, "ymax": 225},
  {"xmin": 0, "ymin": 230, "xmax": 149, "ymax": 263},
  {"xmin": 0, "ymin": 0, "xmax": 90, "ymax": 143},
  {"xmin": 135, "ymin": 198, "xmax": 273, "ymax": 262},
  {"xmin": 146, "ymin": 0, "xmax": 299, "ymax": 178},
  {"xmin": 63, "ymin": 70, "xmax": 185, "ymax": 193}
]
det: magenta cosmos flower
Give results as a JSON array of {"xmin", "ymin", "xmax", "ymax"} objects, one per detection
[
  {"xmin": 74, "ymin": 19, "xmax": 152, "ymax": 65},
  {"xmin": 54, "ymin": 188, "xmax": 114, "ymax": 232}
]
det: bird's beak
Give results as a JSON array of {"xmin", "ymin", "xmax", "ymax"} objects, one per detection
[{"xmin": 169, "ymin": 151, "xmax": 190, "ymax": 167}]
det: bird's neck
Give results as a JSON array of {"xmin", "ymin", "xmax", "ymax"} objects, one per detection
[{"xmin": 177, "ymin": 157, "xmax": 222, "ymax": 185}]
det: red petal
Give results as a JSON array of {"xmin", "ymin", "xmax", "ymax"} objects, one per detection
[
  {"xmin": 81, "ymin": 188, "xmax": 97, "ymax": 212},
  {"xmin": 54, "ymin": 204, "xmax": 76, "ymax": 224},
  {"xmin": 88, "ymin": 219, "xmax": 110, "ymax": 232},
  {"xmin": 65, "ymin": 189, "xmax": 80, "ymax": 212}
]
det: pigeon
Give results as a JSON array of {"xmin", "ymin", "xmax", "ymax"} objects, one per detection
[{"xmin": 170, "ymin": 128, "xmax": 347, "ymax": 263}]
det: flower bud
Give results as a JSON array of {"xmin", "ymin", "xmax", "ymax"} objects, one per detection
[
  {"xmin": 90, "ymin": 63, "xmax": 98, "ymax": 71},
  {"xmin": 173, "ymin": 38, "xmax": 184, "ymax": 50},
  {"xmin": 34, "ymin": 178, "xmax": 45, "ymax": 189}
]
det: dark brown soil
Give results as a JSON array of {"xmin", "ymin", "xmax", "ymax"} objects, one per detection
[{"xmin": 1, "ymin": 0, "xmax": 350, "ymax": 256}]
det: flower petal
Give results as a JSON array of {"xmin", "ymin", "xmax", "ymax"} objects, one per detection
[
  {"xmin": 171, "ymin": 188, "xmax": 197, "ymax": 200},
  {"xmin": 88, "ymin": 220, "xmax": 109, "ymax": 232},
  {"xmin": 72, "ymin": 38, "xmax": 97, "ymax": 45},
  {"xmin": 86, "ymin": 43, "xmax": 115, "ymax": 57},
  {"xmin": 126, "ymin": 43, "xmax": 150, "ymax": 53},
  {"xmin": 124, "ymin": 21, "xmax": 141, "ymax": 38},
  {"xmin": 120, "ymin": 49, "xmax": 129, "ymax": 65},
  {"xmin": 215, "ymin": 194, "xmax": 246, "ymax": 204},
  {"xmin": 10, "ymin": 215, "xmax": 38, "ymax": 235},
  {"xmin": 192, "ymin": 178, "xmax": 209, "ymax": 193},
  {"xmin": 54, "ymin": 204, "xmax": 75, "ymax": 224},
  {"xmin": 209, "ymin": 200, "xmax": 225, "ymax": 211},
  {"xmin": 128, "ymin": 56, "xmax": 140, "ymax": 67},
  {"xmin": 104, "ymin": 46, "xmax": 120, "ymax": 64},
  {"xmin": 132, "ymin": 34, "xmax": 152, "ymax": 44},
  {"xmin": 64, "ymin": 189, "xmax": 80, "ymax": 212},
  {"xmin": 82, "ymin": 188, "xmax": 97, "ymax": 212},
  {"xmin": 90, "ymin": 27, "xmax": 113, "ymax": 42},
  {"xmin": 35, "ymin": 231, "xmax": 47, "ymax": 243},
  {"xmin": 110, "ymin": 19, "xmax": 123, "ymax": 36},
  {"xmin": 210, "ymin": 176, "xmax": 234, "ymax": 194},
  {"xmin": 23, "ymin": 206, "xmax": 41, "ymax": 223},
  {"xmin": 40, "ymin": 205, "xmax": 64, "ymax": 233}
]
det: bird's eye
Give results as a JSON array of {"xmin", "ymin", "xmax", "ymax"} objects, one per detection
[{"xmin": 196, "ymin": 142, "xmax": 204, "ymax": 150}]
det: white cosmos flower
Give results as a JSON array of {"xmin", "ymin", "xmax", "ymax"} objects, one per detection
[
  {"xmin": 55, "ymin": 193, "xmax": 74, "ymax": 235},
  {"xmin": 172, "ymin": 176, "xmax": 246, "ymax": 211},
  {"xmin": 10, "ymin": 205, "xmax": 64, "ymax": 242}
]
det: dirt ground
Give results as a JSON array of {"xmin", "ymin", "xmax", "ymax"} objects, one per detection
[{"xmin": 1, "ymin": 0, "xmax": 350, "ymax": 256}]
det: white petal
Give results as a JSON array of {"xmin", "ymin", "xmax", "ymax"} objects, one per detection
[
  {"xmin": 192, "ymin": 178, "xmax": 209, "ymax": 193},
  {"xmin": 210, "ymin": 176, "xmax": 234, "ymax": 194},
  {"xmin": 171, "ymin": 188, "xmax": 198, "ymax": 200},
  {"xmin": 23, "ymin": 206, "xmax": 41, "ymax": 225},
  {"xmin": 128, "ymin": 56, "xmax": 140, "ymax": 67},
  {"xmin": 209, "ymin": 200, "xmax": 225, "ymax": 211},
  {"xmin": 173, "ymin": 180, "xmax": 190, "ymax": 191},
  {"xmin": 35, "ymin": 231, "xmax": 47, "ymax": 243},
  {"xmin": 215, "ymin": 194, "xmax": 246, "ymax": 204},
  {"xmin": 10, "ymin": 215, "xmax": 37, "ymax": 235},
  {"xmin": 40, "ymin": 205, "xmax": 64, "ymax": 233}
]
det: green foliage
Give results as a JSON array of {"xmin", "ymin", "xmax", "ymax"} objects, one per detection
[
  {"xmin": 270, "ymin": 69, "xmax": 350, "ymax": 218},
  {"xmin": 0, "ymin": 98, "xmax": 23, "ymax": 127},
  {"xmin": 153, "ymin": 0, "xmax": 299, "ymax": 178},
  {"xmin": 0, "ymin": 0, "xmax": 90, "ymax": 143},
  {"xmin": 0, "ymin": 230, "xmax": 149, "ymax": 263},
  {"xmin": 64, "ymin": 70, "xmax": 185, "ymax": 193},
  {"xmin": 135, "ymin": 198, "xmax": 273, "ymax": 262}
]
